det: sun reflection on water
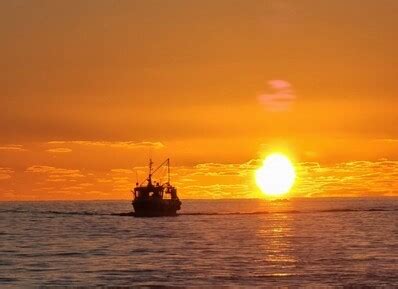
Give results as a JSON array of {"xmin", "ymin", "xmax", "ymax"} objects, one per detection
[{"xmin": 255, "ymin": 213, "xmax": 298, "ymax": 277}]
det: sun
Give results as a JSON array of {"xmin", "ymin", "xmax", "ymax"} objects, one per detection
[{"xmin": 255, "ymin": 153, "xmax": 296, "ymax": 197}]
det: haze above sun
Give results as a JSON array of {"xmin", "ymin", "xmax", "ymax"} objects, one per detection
[{"xmin": 255, "ymin": 153, "xmax": 296, "ymax": 197}]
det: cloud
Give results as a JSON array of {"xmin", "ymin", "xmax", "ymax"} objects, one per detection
[
  {"xmin": 0, "ymin": 167, "xmax": 14, "ymax": 180},
  {"xmin": 110, "ymin": 169, "xmax": 135, "ymax": 174},
  {"xmin": 46, "ymin": 148, "xmax": 72, "ymax": 153},
  {"xmin": 46, "ymin": 178, "xmax": 69, "ymax": 182},
  {"xmin": 172, "ymin": 158, "xmax": 398, "ymax": 198},
  {"xmin": 372, "ymin": 139, "xmax": 398, "ymax": 144},
  {"xmin": 26, "ymin": 165, "xmax": 84, "ymax": 179},
  {"xmin": 193, "ymin": 161, "xmax": 258, "ymax": 177},
  {"xmin": 97, "ymin": 178, "xmax": 113, "ymax": 183},
  {"xmin": 0, "ymin": 145, "xmax": 27, "ymax": 152},
  {"xmin": 258, "ymin": 80, "xmax": 296, "ymax": 112},
  {"xmin": 182, "ymin": 184, "xmax": 251, "ymax": 199},
  {"xmin": 296, "ymin": 159, "xmax": 398, "ymax": 197},
  {"xmin": 79, "ymin": 182, "xmax": 93, "ymax": 187},
  {"xmin": 9, "ymin": 158, "xmax": 398, "ymax": 200},
  {"xmin": 47, "ymin": 141, "xmax": 164, "ymax": 149},
  {"xmin": 173, "ymin": 159, "xmax": 398, "ymax": 198}
]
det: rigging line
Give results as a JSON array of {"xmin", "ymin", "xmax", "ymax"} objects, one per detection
[
  {"xmin": 138, "ymin": 158, "xmax": 170, "ymax": 186},
  {"xmin": 151, "ymin": 158, "xmax": 169, "ymax": 175}
]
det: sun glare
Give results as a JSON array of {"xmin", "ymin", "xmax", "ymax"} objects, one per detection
[{"xmin": 255, "ymin": 153, "xmax": 296, "ymax": 197}]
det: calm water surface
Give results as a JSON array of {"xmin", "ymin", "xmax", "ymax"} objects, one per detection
[{"xmin": 1, "ymin": 198, "xmax": 397, "ymax": 287}]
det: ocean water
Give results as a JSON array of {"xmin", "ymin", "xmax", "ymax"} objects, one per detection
[{"xmin": 1, "ymin": 198, "xmax": 397, "ymax": 287}]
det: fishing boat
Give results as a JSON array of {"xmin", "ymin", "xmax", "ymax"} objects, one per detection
[{"xmin": 132, "ymin": 159, "xmax": 181, "ymax": 217}]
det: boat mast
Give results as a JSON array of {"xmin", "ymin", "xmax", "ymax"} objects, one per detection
[
  {"xmin": 148, "ymin": 158, "xmax": 153, "ymax": 184},
  {"xmin": 167, "ymin": 158, "xmax": 170, "ymax": 184}
]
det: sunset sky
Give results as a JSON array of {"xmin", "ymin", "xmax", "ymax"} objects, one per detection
[{"xmin": 1, "ymin": 0, "xmax": 398, "ymax": 200}]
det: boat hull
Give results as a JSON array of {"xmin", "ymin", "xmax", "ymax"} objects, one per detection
[{"xmin": 132, "ymin": 198, "xmax": 181, "ymax": 217}]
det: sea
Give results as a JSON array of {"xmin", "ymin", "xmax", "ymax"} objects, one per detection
[{"xmin": 1, "ymin": 198, "xmax": 397, "ymax": 287}]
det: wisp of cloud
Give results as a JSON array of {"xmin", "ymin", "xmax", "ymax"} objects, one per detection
[{"xmin": 258, "ymin": 80, "xmax": 296, "ymax": 112}]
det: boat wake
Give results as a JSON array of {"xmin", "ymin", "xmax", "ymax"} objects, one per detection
[{"xmin": 1, "ymin": 208, "xmax": 397, "ymax": 217}]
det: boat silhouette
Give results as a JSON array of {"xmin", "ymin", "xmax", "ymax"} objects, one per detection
[{"xmin": 132, "ymin": 159, "xmax": 181, "ymax": 217}]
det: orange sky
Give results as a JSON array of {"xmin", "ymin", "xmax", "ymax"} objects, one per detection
[{"xmin": 1, "ymin": 1, "xmax": 398, "ymax": 200}]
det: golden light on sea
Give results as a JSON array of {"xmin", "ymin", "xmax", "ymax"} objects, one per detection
[{"xmin": 255, "ymin": 153, "xmax": 296, "ymax": 197}]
